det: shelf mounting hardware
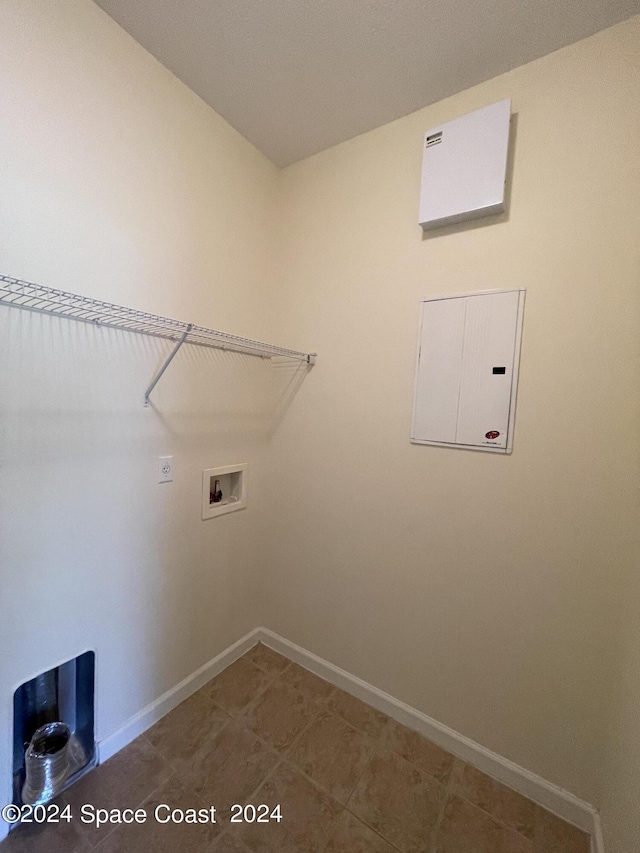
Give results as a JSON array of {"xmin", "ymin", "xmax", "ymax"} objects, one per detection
[{"xmin": 143, "ymin": 324, "xmax": 192, "ymax": 406}]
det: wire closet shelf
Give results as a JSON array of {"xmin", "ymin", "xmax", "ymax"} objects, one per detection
[{"xmin": 0, "ymin": 274, "xmax": 316, "ymax": 404}]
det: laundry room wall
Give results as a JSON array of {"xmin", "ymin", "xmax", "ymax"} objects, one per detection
[
  {"xmin": 2, "ymin": 2, "xmax": 639, "ymax": 850},
  {"xmin": 0, "ymin": 0, "xmax": 285, "ymax": 832},
  {"xmin": 267, "ymin": 16, "xmax": 640, "ymax": 849}
]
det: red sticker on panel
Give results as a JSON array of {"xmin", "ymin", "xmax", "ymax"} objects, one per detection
[{"xmin": 485, "ymin": 431, "xmax": 500, "ymax": 440}]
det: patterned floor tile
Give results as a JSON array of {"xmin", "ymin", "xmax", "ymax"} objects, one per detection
[
  {"xmin": 180, "ymin": 717, "xmax": 280, "ymax": 822},
  {"xmin": 382, "ymin": 719, "xmax": 455, "ymax": 784},
  {"xmin": 348, "ymin": 746, "xmax": 445, "ymax": 852},
  {"xmin": 146, "ymin": 689, "xmax": 230, "ymax": 772},
  {"xmin": 324, "ymin": 809, "xmax": 398, "ymax": 852},
  {"xmin": 277, "ymin": 662, "xmax": 334, "ymax": 705},
  {"xmin": 243, "ymin": 644, "xmax": 291, "ymax": 677},
  {"xmin": 238, "ymin": 763, "xmax": 342, "ymax": 852},
  {"xmin": 92, "ymin": 774, "xmax": 220, "ymax": 852},
  {"xmin": 241, "ymin": 678, "xmax": 319, "ymax": 752},
  {"xmin": 206, "ymin": 657, "xmax": 272, "ymax": 716},
  {"xmin": 449, "ymin": 761, "xmax": 536, "ymax": 839},
  {"xmin": 63, "ymin": 735, "xmax": 175, "ymax": 846},
  {"xmin": 533, "ymin": 808, "xmax": 591, "ymax": 853},
  {"xmin": 0, "ymin": 816, "xmax": 91, "ymax": 853},
  {"xmin": 326, "ymin": 688, "xmax": 388, "ymax": 738},
  {"xmin": 287, "ymin": 709, "xmax": 374, "ymax": 803},
  {"xmin": 434, "ymin": 794, "xmax": 532, "ymax": 853}
]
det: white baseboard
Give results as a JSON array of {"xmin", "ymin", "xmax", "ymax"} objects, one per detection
[
  {"xmin": 591, "ymin": 813, "xmax": 605, "ymax": 853},
  {"xmin": 98, "ymin": 627, "xmax": 261, "ymax": 763},
  {"xmin": 256, "ymin": 627, "xmax": 603, "ymax": 853},
  {"xmin": 91, "ymin": 625, "xmax": 602, "ymax": 853}
]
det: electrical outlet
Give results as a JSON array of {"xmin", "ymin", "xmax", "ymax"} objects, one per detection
[{"xmin": 158, "ymin": 456, "xmax": 173, "ymax": 483}]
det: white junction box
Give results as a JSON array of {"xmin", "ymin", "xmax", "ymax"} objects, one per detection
[
  {"xmin": 411, "ymin": 289, "xmax": 525, "ymax": 453},
  {"xmin": 202, "ymin": 463, "xmax": 247, "ymax": 519},
  {"xmin": 419, "ymin": 98, "xmax": 511, "ymax": 231}
]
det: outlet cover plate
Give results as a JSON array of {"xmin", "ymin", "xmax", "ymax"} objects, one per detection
[{"xmin": 158, "ymin": 456, "xmax": 173, "ymax": 483}]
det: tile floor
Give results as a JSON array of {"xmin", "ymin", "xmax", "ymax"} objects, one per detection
[{"xmin": 2, "ymin": 643, "xmax": 591, "ymax": 853}]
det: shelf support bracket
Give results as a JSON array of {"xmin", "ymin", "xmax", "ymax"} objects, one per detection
[{"xmin": 143, "ymin": 324, "xmax": 192, "ymax": 406}]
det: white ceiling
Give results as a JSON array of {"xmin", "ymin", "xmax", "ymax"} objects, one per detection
[{"xmin": 95, "ymin": 0, "xmax": 639, "ymax": 167}]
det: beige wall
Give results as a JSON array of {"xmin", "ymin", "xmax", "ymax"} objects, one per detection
[
  {"xmin": 600, "ymin": 556, "xmax": 640, "ymax": 851},
  {"xmin": 0, "ymin": 0, "xmax": 284, "ymax": 829},
  {"xmin": 1, "ymin": 3, "xmax": 639, "ymax": 850},
  {"xmin": 268, "ymin": 16, "xmax": 640, "ymax": 850}
]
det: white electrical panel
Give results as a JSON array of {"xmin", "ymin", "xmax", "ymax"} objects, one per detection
[
  {"xmin": 419, "ymin": 99, "xmax": 511, "ymax": 231},
  {"xmin": 411, "ymin": 290, "xmax": 525, "ymax": 453}
]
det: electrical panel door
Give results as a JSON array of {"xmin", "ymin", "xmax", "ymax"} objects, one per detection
[
  {"xmin": 411, "ymin": 296, "xmax": 466, "ymax": 444},
  {"xmin": 411, "ymin": 290, "xmax": 525, "ymax": 453}
]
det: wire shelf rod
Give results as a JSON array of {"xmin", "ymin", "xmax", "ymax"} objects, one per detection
[
  {"xmin": 0, "ymin": 274, "xmax": 316, "ymax": 362},
  {"xmin": 1, "ymin": 274, "xmax": 316, "ymax": 405}
]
